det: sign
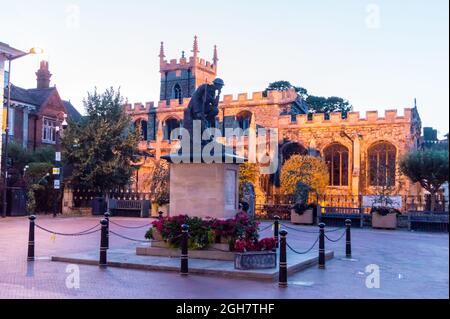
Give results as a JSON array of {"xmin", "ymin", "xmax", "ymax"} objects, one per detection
[
  {"xmin": 224, "ymin": 169, "xmax": 237, "ymax": 209},
  {"xmin": 55, "ymin": 152, "xmax": 61, "ymax": 162},
  {"xmin": 362, "ymin": 195, "xmax": 402, "ymax": 209},
  {"xmin": 54, "ymin": 180, "xmax": 60, "ymax": 190},
  {"xmin": 52, "ymin": 168, "xmax": 60, "ymax": 175}
]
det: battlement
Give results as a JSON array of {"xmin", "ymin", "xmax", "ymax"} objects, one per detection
[
  {"xmin": 124, "ymin": 102, "xmax": 156, "ymax": 114},
  {"xmin": 278, "ymin": 108, "xmax": 414, "ymax": 127},
  {"xmin": 160, "ymin": 56, "xmax": 216, "ymax": 72},
  {"xmin": 127, "ymin": 88, "xmax": 299, "ymax": 114},
  {"xmin": 220, "ymin": 88, "xmax": 298, "ymax": 106}
]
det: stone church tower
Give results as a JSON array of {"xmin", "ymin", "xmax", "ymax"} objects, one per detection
[{"xmin": 159, "ymin": 36, "xmax": 218, "ymax": 102}]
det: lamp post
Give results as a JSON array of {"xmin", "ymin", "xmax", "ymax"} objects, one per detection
[
  {"xmin": 2, "ymin": 47, "xmax": 43, "ymax": 218},
  {"xmin": 53, "ymin": 113, "xmax": 67, "ymax": 218}
]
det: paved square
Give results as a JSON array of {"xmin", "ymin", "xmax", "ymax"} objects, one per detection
[{"xmin": 0, "ymin": 216, "xmax": 448, "ymax": 299}]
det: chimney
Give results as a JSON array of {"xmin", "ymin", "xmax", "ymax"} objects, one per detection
[{"xmin": 36, "ymin": 60, "xmax": 52, "ymax": 89}]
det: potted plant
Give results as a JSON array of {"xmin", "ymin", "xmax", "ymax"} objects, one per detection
[
  {"xmin": 234, "ymin": 237, "xmax": 277, "ymax": 270},
  {"xmin": 290, "ymin": 182, "xmax": 314, "ymax": 225},
  {"xmin": 371, "ymin": 206, "xmax": 399, "ymax": 229},
  {"xmin": 370, "ymin": 194, "xmax": 399, "ymax": 229}
]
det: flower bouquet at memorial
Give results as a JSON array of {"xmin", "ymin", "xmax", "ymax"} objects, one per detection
[{"xmin": 145, "ymin": 212, "xmax": 263, "ymax": 251}]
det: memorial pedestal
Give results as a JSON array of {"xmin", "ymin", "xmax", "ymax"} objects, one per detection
[{"xmin": 169, "ymin": 163, "xmax": 239, "ymax": 219}]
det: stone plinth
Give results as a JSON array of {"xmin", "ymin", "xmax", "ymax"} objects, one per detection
[{"xmin": 169, "ymin": 163, "xmax": 239, "ymax": 219}]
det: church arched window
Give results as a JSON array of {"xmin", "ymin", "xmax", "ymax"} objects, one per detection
[
  {"xmin": 236, "ymin": 111, "xmax": 252, "ymax": 132},
  {"xmin": 163, "ymin": 117, "xmax": 182, "ymax": 141},
  {"xmin": 368, "ymin": 142, "xmax": 396, "ymax": 187},
  {"xmin": 324, "ymin": 143, "xmax": 349, "ymax": 186},
  {"xmin": 173, "ymin": 84, "xmax": 182, "ymax": 103}
]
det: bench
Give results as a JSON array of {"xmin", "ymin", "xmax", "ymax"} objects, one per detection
[
  {"xmin": 318, "ymin": 206, "xmax": 364, "ymax": 228},
  {"xmin": 408, "ymin": 211, "xmax": 449, "ymax": 232},
  {"xmin": 108, "ymin": 199, "xmax": 150, "ymax": 218}
]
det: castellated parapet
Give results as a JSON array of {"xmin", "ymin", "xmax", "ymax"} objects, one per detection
[{"xmin": 278, "ymin": 108, "xmax": 415, "ymax": 127}]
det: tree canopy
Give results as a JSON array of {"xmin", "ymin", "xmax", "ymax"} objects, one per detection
[
  {"xmin": 400, "ymin": 149, "xmax": 449, "ymax": 196},
  {"xmin": 264, "ymin": 81, "xmax": 352, "ymax": 116},
  {"xmin": 280, "ymin": 155, "xmax": 329, "ymax": 198},
  {"xmin": 62, "ymin": 87, "xmax": 140, "ymax": 192}
]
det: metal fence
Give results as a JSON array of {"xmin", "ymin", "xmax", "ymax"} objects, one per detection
[
  {"xmin": 256, "ymin": 194, "xmax": 449, "ymax": 219},
  {"xmin": 72, "ymin": 188, "xmax": 152, "ymax": 208}
]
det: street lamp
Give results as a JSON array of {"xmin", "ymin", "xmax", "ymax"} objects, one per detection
[
  {"xmin": 2, "ymin": 47, "xmax": 44, "ymax": 218},
  {"xmin": 53, "ymin": 112, "xmax": 67, "ymax": 218}
]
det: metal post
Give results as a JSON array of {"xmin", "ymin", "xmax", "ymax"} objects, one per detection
[
  {"xmin": 278, "ymin": 230, "xmax": 288, "ymax": 288},
  {"xmin": 27, "ymin": 215, "xmax": 36, "ymax": 261},
  {"xmin": 345, "ymin": 219, "xmax": 352, "ymax": 258},
  {"xmin": 274, "ymin": 215, "xmax": 280, "ymax": 248},
  {"xmin": 180, "ymin": 224, "xmax": 189, "ymax": 276},
  {"xmin": 104, "ymin": 211, "xmax": 110, "ymax": 249},
  {"xmin": 53, "ymin": 130, "xmax": 61, "ymax": 218},
  {"xmin": 318, "ymin": 222, "xmax": 325, "ymax": 269},
  {"xmin": 2, "ymin": 59, "xmax": 12, "ymax": 218},
  {"xmin": 99, "ymin": 219, "xmax": 108, "ymax": 267}
]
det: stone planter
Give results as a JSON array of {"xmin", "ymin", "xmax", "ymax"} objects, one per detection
[
  {"xmin": 234, "ymin": 251, "xmax": 277, "ymax": 270},
  {"xmin": 291, "ymin": 209, "xmax": 314, "ymax": 225},
  {"xmin": 372, "ymin": 212, "xmax": 397, "ymax": 229}
]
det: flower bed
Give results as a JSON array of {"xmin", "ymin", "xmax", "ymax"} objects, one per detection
[{"xmin": 145, "ymin": 213, "xmax": 271, "ymax": 252}]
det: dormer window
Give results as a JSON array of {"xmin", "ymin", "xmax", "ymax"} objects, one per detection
[{"xmin": 42, "ymin": 117, "xmax": 57, "ymax": 144}]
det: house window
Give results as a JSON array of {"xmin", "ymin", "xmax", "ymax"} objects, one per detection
[
  {"xmin": 42, "ymin": 117, "xmax": 57, "ymax": 143},
  {"xmin": 324, "ymin": 143, "xmax": 349, "ymax": 186},
  {"xmin": 368, "ymin": 142, "xmax": 396, "ymax": 187}
]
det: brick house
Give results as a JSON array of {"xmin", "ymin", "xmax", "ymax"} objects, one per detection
[{"xmin": 3, "ymin": 60, "xmax": 81, "ymax": 151}]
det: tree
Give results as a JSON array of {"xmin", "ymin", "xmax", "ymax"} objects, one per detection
[
  {"xmin": 400, "ymin": 149, "xmax": 449, "ymax": 211},
  {"xmin": 6, "ymin": 142, "xmax": 55, "ymax": 213},
  {"xmin": 147, "ymin": 159, "xmax": 170, "ymax": 206},
  {"xmin": 264, "ymin": 81, "xmax": 352, "ymax": 116},
  {"xmin": 264, "ymin": 81, "xmax": 308, "ymax": 99},
  {"xmin": 239, "ymin": 162, "xmax": 259, "ymax": 198},
  {"xmin": 62, "ymin": 87, "xmax": 140, "ymax": 198},
  {"xmin": 280, "ymin": 155, "xmax": 329, "ymax": 202},
  {"xmin": 306, "ymin": 95, "xmax": 352, "ymax": 118}
]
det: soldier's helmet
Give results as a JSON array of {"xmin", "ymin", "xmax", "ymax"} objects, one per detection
[{"xmin": 213, "ymin": 78, "xmax": 225, "ymax": 87}]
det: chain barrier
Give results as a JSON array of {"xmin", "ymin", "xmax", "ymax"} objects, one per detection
[
  {"xmin": 109, "ymin": 230, "xmax": 153, "ymax": 243},
  {"xmin": 109, "ymin": 231, "xmax": 182, "ymax": 243},
  {"xmin": 324, "ymin": 226, "xmax": 346, "ymax": 233},
  {"xmin": 258, "ymin": 223, "xmax": 274, "ymax": 232},
  {"xmin": 324, "ymin": 230, "xmax": 347, "ymax": 242},
  {"xmin": 109, "ymin": 220, "xmax": 153, "ymax": 229},
  {"xmin": 286, "ymin": 236, "xmax": 320, "ymax": 255},
  {"xmin": 35, "ymin": 223, "xmax": 101, "ymax": 236},
  {"xmin": 279, "ymin": 223, "xmax": 319, "ymax": 234}
]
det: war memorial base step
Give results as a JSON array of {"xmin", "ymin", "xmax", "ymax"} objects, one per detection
[{"xmin": 51, "ymin": 248, "xmax": 334, "ymax": 281}]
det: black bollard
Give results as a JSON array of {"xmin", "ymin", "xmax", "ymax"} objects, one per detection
[
  {"xmin": 278, "ymin": 230, "xmax": 288, "ymax": 288},
  {"xmin": 345, "ymin": 219, "xmax": 352, "ymax": 258},
  {"xmin": 274, "ymin": 215, "xmax": 280, "ymax": 249},
  {"xmin": 104, "ymin": 211, "xmax": 110, "ymax": 249},
  {"xmin": 27, "ymin": 215, "xmax": 36, "ymax": 261},
  {"xmin": 318, "ymin": 222, "xmax": 325, "ymax": 269},
  {"xmin": 158, "ymin": 211, "xmax": 164, "ymax": 220},
  {"xmin": 180, "ymin": 224, "xmax": 189, "ymax": 276},
  {"xmin": 99, "ymin": 219, "xmax": 108, "ymax": 267}
]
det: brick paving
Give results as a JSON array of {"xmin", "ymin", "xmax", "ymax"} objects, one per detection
[{"xmin": 0, "ymin": 216, "xmax": 448, "ymax": 299}]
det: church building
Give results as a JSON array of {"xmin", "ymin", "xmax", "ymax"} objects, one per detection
[{"xmin": 125, "ymin": 36, "xmax": 423, "ymax": 210}]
